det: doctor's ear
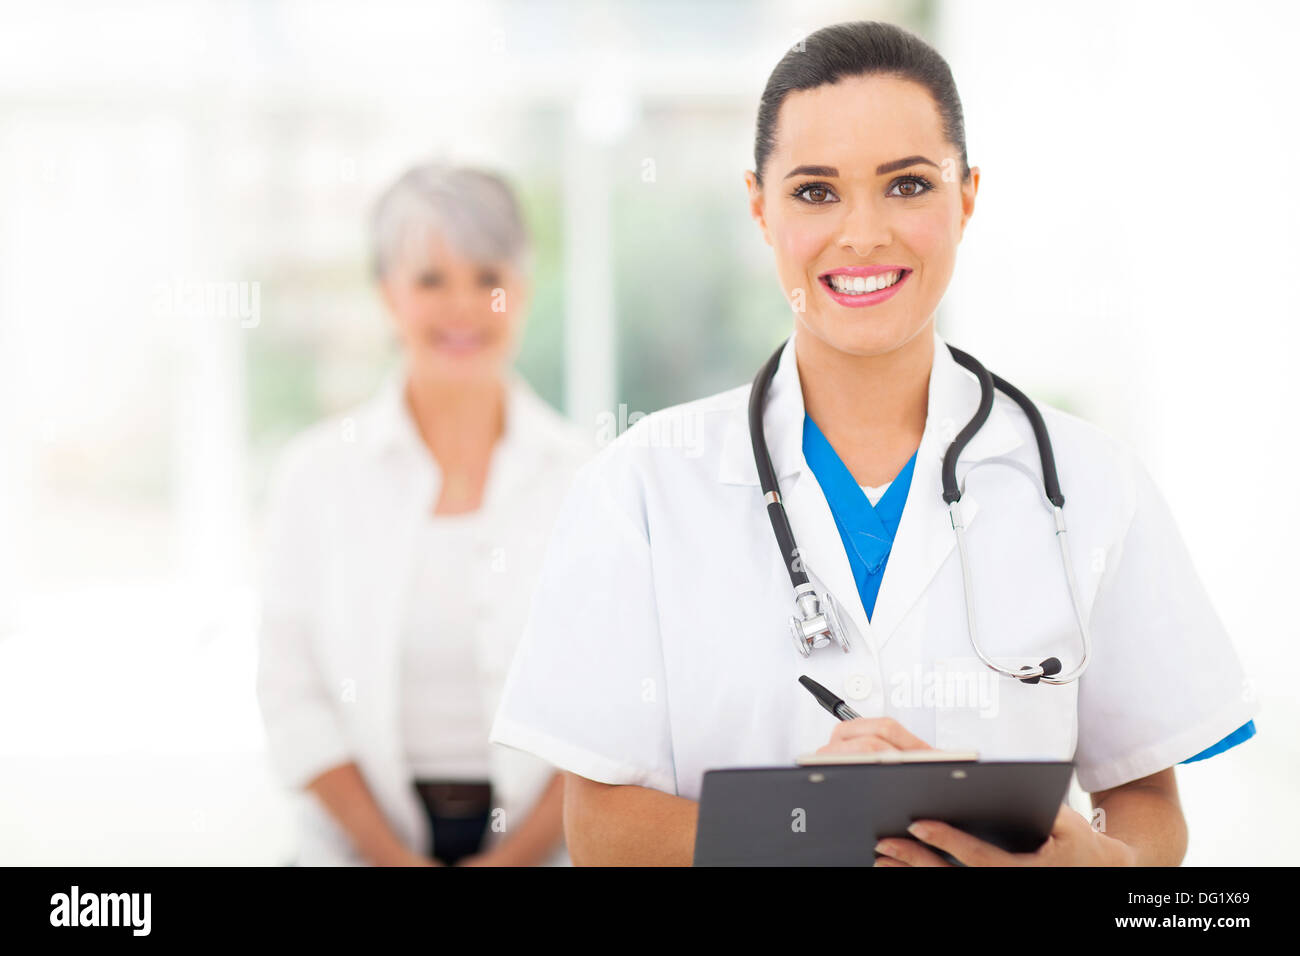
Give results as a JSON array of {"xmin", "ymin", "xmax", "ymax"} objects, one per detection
[
  {"xmin": 744, "ymin": 170, "xmax": 773, "ymax": 247},
  {"xmin": 958, "ymin": 166, "xmax": 980, "ymax": 237}
]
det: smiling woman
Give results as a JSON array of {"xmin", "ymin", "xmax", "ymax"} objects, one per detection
[
  {"xmin": 747, "ymin": 25, "xmax": 972, "ymax": 364},
  {"xmin": 255, "ymin": 162, "xmax": 594, "ymax": 866},
  {"xmin": 744, "ymin": 71, "xmax": 978, "ymax": 493},
  {"xmin": 488, "ymin": 21, "xmax": 1257, "ymax": 868},
  {"xmin": 371, "ymin": 166, "xmax": 534, "ymax": 395}
]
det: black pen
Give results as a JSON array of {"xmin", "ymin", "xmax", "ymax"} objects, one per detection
[{"xmin": 799, "ymin": 675, "xmax": 862, "ymax": 721}]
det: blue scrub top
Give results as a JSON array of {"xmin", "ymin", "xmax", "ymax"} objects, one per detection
[
  {"xmin": 801, "ymin": 413, "xmax": 1254, "ymax": 763},
  {"xmin": 1181, "ymin": 720, "xmax": 1255, "ymax": 763},
  {"xmin": 802, "ymin": 415, "xmax": 916, "ymax": 622}
]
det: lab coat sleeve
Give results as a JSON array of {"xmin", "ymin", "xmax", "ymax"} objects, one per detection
[
  {"xmin": 489, "ymin": 454, "xmax": 677, "ymax": 794},
  {"xmin": 255, "ymin": 439, "xmax": 352, "ymax": 791},
  {"xmin": 1072, "ymin": 451, "xmax": 1259, "ymax": 793}
]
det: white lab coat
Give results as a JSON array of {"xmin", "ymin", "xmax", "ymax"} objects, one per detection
[
  {"xmin": 490, "ymin": 328, "xmax": 1258, "ymax": 799},
  {"xmin": 256, "ymin": 369, "xmax": 593, "ymax": 865}
]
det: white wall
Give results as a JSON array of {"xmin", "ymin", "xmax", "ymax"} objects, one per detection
[{"xmin": 938, "ymin": 0, "xmax": 1300, "ymax": 864}]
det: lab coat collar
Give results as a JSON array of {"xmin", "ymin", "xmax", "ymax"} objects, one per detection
[
  {"xmin": 717, "ymin": 327, "xmax": 1022, "ymax": 486},
  {"xmin": 718, "ymin": 325, "xmax": 1025, "ymax": 653}
]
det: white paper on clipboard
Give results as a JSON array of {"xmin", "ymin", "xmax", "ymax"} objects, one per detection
[{"xmin": 795, "ymin": 750, "xmax": 979, "ymax": 766}]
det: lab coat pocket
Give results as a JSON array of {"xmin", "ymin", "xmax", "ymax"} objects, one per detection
[{"xmin": 932, "ymin": 657, "xmax": 1078, "ymax": 762}]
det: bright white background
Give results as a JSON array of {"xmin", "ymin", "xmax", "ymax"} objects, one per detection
[{"xmin": 0, "ymin": 0, "xmax": 1294, "ymax": 865}]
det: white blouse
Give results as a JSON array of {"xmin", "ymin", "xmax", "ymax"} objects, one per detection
[
  {"xmin": 400, "ymin": 510, "xmax": 494, "ymax": 781},
  {"xmin": 256, "ymin": 368, "xmax": 594, "ymax": 864}
]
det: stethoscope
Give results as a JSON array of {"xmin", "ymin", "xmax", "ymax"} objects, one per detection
[{"xmin": 748, "ymin": 339, "xmax": 1092, "ymax": 685}]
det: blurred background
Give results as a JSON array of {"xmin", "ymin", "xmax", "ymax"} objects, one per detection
[{"xmin": 0, "ymin": 0, "xmax": 1295, "ymax": 864}]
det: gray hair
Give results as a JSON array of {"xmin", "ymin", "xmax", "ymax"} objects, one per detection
[{"xmin": 369, "ymin": 163, "xmax": 532, "ymax": 280}]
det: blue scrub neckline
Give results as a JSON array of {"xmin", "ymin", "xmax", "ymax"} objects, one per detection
[{"xmin": 802, "ymin": 415, "xmax": 918, "ymax": 616}]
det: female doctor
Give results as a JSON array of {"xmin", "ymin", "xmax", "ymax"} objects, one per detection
[{"xmin": 490, "ymin": 20, "xmax": 1258, "ymax": 866}]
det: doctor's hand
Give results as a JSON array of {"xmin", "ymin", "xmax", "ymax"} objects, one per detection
[
  {"xmin": 815, "ymin": 716, "xmax": 933, "ymax": 755},
  {"xmin": 874, "ymin": 803, "xmax": 1138, "ymax": 867}
]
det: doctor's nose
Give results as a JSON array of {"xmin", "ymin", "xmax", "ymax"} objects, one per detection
[{"xmin": 836, "ymin": 203, "xmax": 892, "ymax": 258}]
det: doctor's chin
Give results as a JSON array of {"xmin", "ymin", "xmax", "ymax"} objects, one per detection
[{"xmin": 1, "ymin": 0, "xmax": 1293, "ymax": 938}]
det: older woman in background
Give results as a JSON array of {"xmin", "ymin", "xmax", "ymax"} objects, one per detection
[{"xmin": 257, "ymin": 163, "xmax": 592, "ymax": 866}]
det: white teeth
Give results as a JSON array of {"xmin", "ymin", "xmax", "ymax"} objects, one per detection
[{"xmin": 827, "ymin": 270, "xmax": 903, "ymax": 294}]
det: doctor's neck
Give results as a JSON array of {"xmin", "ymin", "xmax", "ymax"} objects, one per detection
[{"xmin": 795, "ymin": 322, "xmax": 933, "ymax": 462}]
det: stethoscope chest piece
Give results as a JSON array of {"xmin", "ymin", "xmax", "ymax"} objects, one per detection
[{"xmin": 789, "ymin": 583, "xmax": 850, "ymax": 657}]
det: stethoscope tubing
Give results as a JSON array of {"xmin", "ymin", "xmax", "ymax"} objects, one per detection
[{"xmin": 748, "ymin": 341, "xmax": 809, "ymax": 592}]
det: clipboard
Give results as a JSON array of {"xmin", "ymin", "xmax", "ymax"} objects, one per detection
[{"xmin": 692, "ymin": 760, "xmax": 1073, "ymax": 866}]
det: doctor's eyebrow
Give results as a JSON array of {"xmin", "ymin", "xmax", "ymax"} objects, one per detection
[
  {"xmin": 783, "ymin": 164, "xmax": 839, "ymax": 179},
  {"xmin": 875, "ymin": 155, "xmax": 939, "ymax": 175},
  {"xmin": 782, "ymin": 156, "xmax": 940, "ymax": 180}
]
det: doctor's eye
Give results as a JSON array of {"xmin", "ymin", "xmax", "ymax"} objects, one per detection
[
  {"xmin": 887, "ymin": 174, "xmax": 935, "ymax": 198},
  {"xmin": 477, "ymin": 268, "xmax": 502, "ymax": 287},
  {"xmin": 417, "ymin": 271, "xmax": 445, "ymax": 288},
  {"xmin": 791, "ymin": 182, "xmax": 839, "ymax": 205}
]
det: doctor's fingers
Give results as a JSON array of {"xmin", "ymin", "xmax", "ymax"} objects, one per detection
[
  {"xmin": 827, "ymin": 716, "xmax": 930, "ymax": 751},
  {"xmin": 904, "ymin": 820, "xmax": 1017, "ymax": 868},
  {"xmin": 873, "ymin": 838, "xmax": 952, "ymax": 868}
]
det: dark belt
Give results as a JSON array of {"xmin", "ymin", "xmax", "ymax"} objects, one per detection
[{"xmin": 414, "ymin": 780, "xmax": 492, "ymax": 819}]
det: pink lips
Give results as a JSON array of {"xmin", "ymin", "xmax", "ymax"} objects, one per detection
[
  {"xmin": 818, "ymin": 265, "xmax": 912, "ymax": 308},
  {"xmin": 429, "ymin": 327, "xmax": 490, "ymax": 356}
]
